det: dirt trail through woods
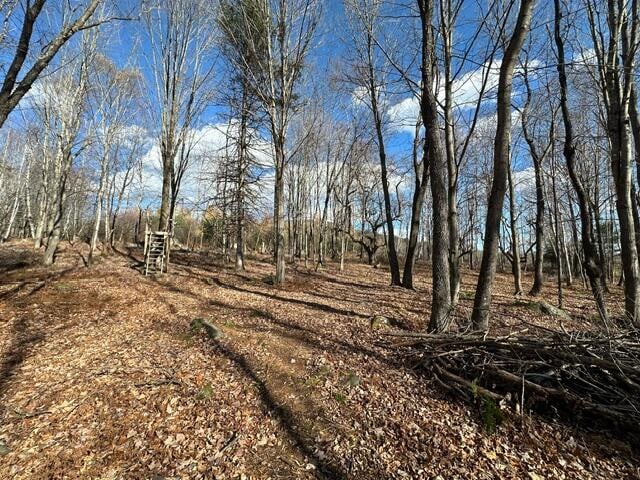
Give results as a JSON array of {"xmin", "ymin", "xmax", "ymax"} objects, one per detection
[{"xmin": 0, "ymin": 242, "xmax": 637, "ymax": 479}]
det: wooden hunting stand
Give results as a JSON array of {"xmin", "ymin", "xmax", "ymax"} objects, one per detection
[{"xmin": 144, "ymin": 226, "xmax": 170, "ymax": 276}]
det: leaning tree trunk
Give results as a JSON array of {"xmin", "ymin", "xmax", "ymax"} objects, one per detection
[
  {"xmin": 402, "ymin": 121, "xmax": 428, "ymax": 289},
  {"xmin": 520, "ymin": 91, "xmax": 547, "ymax": 296},
  {"xmin": 471, "ymin": 0, "xmax": 535, "ymax": 331},
  {"xmin": 609, "ymin": 118, "xmax": 640, "ymax": 323},
  {"xmin": 43, "ymin": 151, "xmax": 73, "ymax": 266},
  {"xmin": 402, "ymin": 158, "xmax": 429, "ymax": 288},
  {"xmin": 554, "ymin": 0, "xmax": 609, "ymax": 324},
  {"xmin": 366, "ymin": 30, "xmax": 401, "ymax": 286},
  {"xmin": 89, "ymin": 156, "xmax": 108, "ymax": 263},
  {"xmin": 530, "ymin": 154, "xmax": 545, "ymax": 296},
  {"xmin": 550, "ymin": 148, "xmax": 564, "ymax": 308},
  {"xmin": 402, "ymin": 184, "xmax": 427, "ymax": 288}
]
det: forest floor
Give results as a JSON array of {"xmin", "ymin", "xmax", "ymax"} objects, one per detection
[{"xmin": 0, "ymin": 240, "xmax": 637, "ymax": 479}]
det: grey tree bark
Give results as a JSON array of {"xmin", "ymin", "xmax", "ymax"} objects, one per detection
[
  {"xmin": 554, "ymin": 0, "xmax": 609, "ymax": 324},
  {"xmin": 507, "ymin": 162, "xmax": 523, "ymax": 295},
  {"xmin": 417, "ymin": 0, "xmax": 452, "ymax": 332},
  {"xmin": 471, "ymin": 0, "xmax": 535, "ymax": 331}
]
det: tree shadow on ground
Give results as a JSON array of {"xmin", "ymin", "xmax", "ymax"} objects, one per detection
[
  {"xmin": 0, "ymin": 315, "xmax": 44, "ymax": 402},
  {"xmin": 303, "ymin": 271, "xmax": 382, "ymax": 291},
  {"xmin": 144, "ymin": 280, "xmax": 349, "ymax": 478},
  {"xmin": 206, "ymin": 298, "xmax": 397, "ymax": 367},
  {"xmin": 210, "ymin": 340, "xmax": 348, "ymax": 480},
  {"xmin": 0, "ymin": 265, "xmax": 82, "ymax": 410},
  {"xmin": 0, "ymin": 247, "xmax": 87, "ymax": 407},
  {"xmin": 208, "ymin": 276, "xmax": 370, "ymax": 320},
  {"xmin": 160, "ymin": 262, "xmax": 640, "ymax": 462},
  {"xmin": 150, "ymin": 275, "xmax": 394, "ymax": 369}
]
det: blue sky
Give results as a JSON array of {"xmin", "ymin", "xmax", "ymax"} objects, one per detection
[{"xmin": 1, "ymin": 0, "xmax": 566, "ymax": 216}]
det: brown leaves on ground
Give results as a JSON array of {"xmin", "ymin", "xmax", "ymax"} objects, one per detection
[{"xmin": 0, "ymin": 241, "xmax": 637, "ymax": 479}]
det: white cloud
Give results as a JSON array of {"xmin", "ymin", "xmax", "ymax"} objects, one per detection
[
  {"xmin": 449, "ymin": 59, "xmax": 501, "ymax": 109},
  {"xmin": 132, "ymin": 121, "xmax": 274, "ymax": 212},
  {"xmin": 386, "ymin": 58, "xmax": 538, "ymax": 135},
  {"xmin": 387, "ymin": 96, "xmax": 420, "ymax": 134},
  {"xmin": 513, "ymin": 166, "xmax": 535, "ymax": 194}
]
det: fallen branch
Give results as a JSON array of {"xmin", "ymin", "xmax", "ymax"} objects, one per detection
[
  {"xmin": 12, "ymin": 408, "xmax": 51, "ymax": 419},
  {"xmin": 385, "ymin": 327, "xmax": 640, "ymax": 445},
  {"xmin": 134, "ymin": 378, "xmax": 181, "ymax": 388}
]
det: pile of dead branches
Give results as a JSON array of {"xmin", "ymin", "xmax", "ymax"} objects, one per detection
[{"xmin": 387, "ymin": 328, "xmax": 640, "ymax": 442}]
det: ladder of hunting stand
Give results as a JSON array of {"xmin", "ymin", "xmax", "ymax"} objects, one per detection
[{"xmin": 144, "ymin": 231, "xmax": 169, "ymax": 276}]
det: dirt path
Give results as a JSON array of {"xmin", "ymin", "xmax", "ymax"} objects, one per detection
[{"xmin": 0, "ymin": 243, "xmax": 637, "ymax": 479}]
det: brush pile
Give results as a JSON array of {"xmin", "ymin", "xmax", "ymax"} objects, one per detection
[{"xmin": 386, "ymin": 327, "xmax": 640, "ymax": 442}]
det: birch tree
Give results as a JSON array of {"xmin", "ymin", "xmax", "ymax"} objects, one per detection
[
  {"xmin": 0, "ymin": 0, "xmax": 125, "ymax": 129},
  {"xmin": 344, "ymin": 0, "xmax": 402, "ymax": 286},
  {"xmin": 36, "ymin": 35, "xmax": 95, "ymax": 265}
]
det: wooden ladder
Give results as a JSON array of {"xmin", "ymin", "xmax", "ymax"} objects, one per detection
[{"xmin": 144, "ymin": 231, "xmax": 169, "ymax": 276}]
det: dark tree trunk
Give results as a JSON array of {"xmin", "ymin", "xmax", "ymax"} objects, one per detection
[
  {"xmin": 530, "ymin": 156, "xmax": 545, "ymax": 296},
  {"xmin": 507, "ymin": 163, "xmax": 523, "ymax": 295},
  {"xmin": 274, "ymin": 143, "xmax": 286, "ymax": 284},
  {"xmin": 402, "ymin": 126, "xmax": 429, "ymax": 289},
  {"xmin": 418, "ymin": 0, "xmax": 452, "ymax": 332},
  {"xmin": 158, "ymin": 149, "xmax": 173, "ymax": 231},
  {"xmin": 366, "ymin": 30, "xmax": 401, "ymax": 286},
  {"xmin": 471, "ymin": 0, "xmax": 535, "ymax": 331},
  {"xmin": 554, "ymin": 0, "xmax": 609, "ymax": 323},
  {"xmin": 402, "ymin": 179, "xmax": 428, "ymax": 289},
  {"xmin": 520, "ymin": 71, "xmax": 547, "ymax": 296}
]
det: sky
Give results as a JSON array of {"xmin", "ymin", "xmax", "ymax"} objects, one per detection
[{"xmin": 1, "ymin": 0, "xmax": 576, "ymax": 218}]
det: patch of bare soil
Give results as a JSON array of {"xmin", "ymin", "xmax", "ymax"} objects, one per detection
[{"xmin": 0, "ymin": 242, "xmax": 637, "ymax": 479}]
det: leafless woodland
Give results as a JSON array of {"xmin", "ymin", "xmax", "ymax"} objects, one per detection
[{"xmin": 1, "ymin": 0, "xmax": 640, "ymax": 478}]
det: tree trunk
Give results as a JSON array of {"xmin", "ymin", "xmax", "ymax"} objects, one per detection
[
  {"xmin": 608, "ymin": 100, "xmax": 640, "ymax": 323},
  {"xmin": 158, "ymin": 150, "xmax": 172, "ymax": 231},
  {"xmin": 43, "ymin": 152, "xmax": 73, "ymax": 265},
  {"xmin": 274, "ymin": 140, "xmax": 286, "ymax": 284},
  {"xmin": 554, "ymin": 0, "xmax": 609, "ymax": 324},
  {"xmin": 402, "ymin": 160, "xmax": 428, "ymax": 289},
  {"xmin": 550, "ymin": 151, "xmax": 564, "ymax": 308},
  {"xmin": 471, "ymin": 0, "xmax": 535, "ymax": 330},
  {"xmin": 366, "ymin": 30, "xmax": 401, "ymax": 286},
  {"xmin": 89, "ymin": 156, "xmax": 108, "ymax": 263},
  {"xmin": 507, "ymin": 163, "xmax": 523, "ymax": 295},
  {"xmin": 418, "ymin": 0, "xmax": 452, "ymax": 332}
]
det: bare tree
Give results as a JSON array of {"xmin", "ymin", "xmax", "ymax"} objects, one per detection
[
  {"xmin": 87, "ymin": 55, "xmax": 140, "ymax": 262},
  {"xmin": 519, "ymin": 54, "xmax": 554, "ymax": 296},
  {"xmin": 36, "ymin": 35, "xmax": 95, "ymax": 265},
  {"xmin": 218, "ymin": 0, "xmax": 319, "ymax": 284},
  {"xmin": 586, "ymin": 0, "xmax": 640, "ymax": 324},
  {"xmin": 0, "ymin": 0, "xmax": 125, "ymax": 129},
  {"xmin": 472, "ymin": 0, "xmax": 535, "ymax": 331},
  {"xmin": 143, "ymin": 0, "xmax": 216, "ymax": 233},
  {"xmin": 552, "ymin": 0, "xmax": 609, "ymax": 323},
  {"xmin": 414, "ymin": 0, "xmax": 452, "ymax": 331}
]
